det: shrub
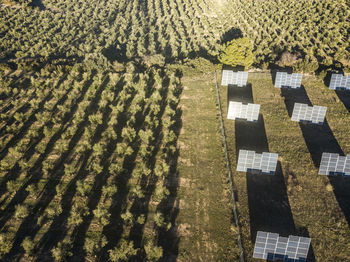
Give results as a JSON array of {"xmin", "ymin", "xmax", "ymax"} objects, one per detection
[
  {"xmin": 293, "ymin": 55, "xmax": 319, "ymax": 73},
  {"xmin": 277, "ymin": 52, "xmax": 299, "ymax": 67}
]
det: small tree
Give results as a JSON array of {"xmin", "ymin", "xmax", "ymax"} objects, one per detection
[
  {"xmin": 218, "ymin": 37, "xmax": 254, "ymax": 69},
  {"xmin": 22, "ymin": 237, "xmax": 35, "ymax": 256},
  {"xmin": 0, "ymin": 233, "xmax": 12, "ymax": 257},
  {"xmin": 52, "ymin": 240, "xmax": 72, "ymax": 261},
  {"xmin": 154, "ymin": 212, "xmax": 165, "ymax": 228},
  {"xmin": 14, "ymin": 204, "xmax": 29, "ymax": 220},
  {"xmin": 108, "ymin": 240, "xmax": 138, "ymax": 262},
  {"xmin": 144, "ymin": 241, "xmax": 163, "ymax": 262},
  {"xmin": 93, "ymin": 205, "xmax": 110, "ymax": 226},
  {"xmin": 84, "ymin": 235, "xmax": 107, "ymax": 255}
]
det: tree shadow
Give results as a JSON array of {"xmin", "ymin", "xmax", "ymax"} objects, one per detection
[
  {"xmin": 102, "ymin": 44, "xmax": 124, "ymax": 64},
  {"xmin": 127, "ymin": 122, "xmax": 166, "ymax": 260},
  {"xmin": 33, "ymin": 76, "xmax": 126, "ymax": 260},
  {"xmin": 0, "ymin": 81, "xmax": 38, "ymax": 134},
  {"xmin": 0, "ymin": 75, "xmax": 70, "ymax": 197},
  {"xmin": 30, "ymin": 0, "xmax": 46, "ymax": 10},
  {"xmin": 222, "ymin": 64, "xmax": 245, "ymax": 72},
  {"xmin": 180, "ymin": 46, "xmax": 218, "ymax": 65},
  {"xmin": 156, "ymin": 99, "xmax": 182, "ymax": 261},
  {"xmin": 323, "ymin": 71, "xmax": 334, "ymax": 88},
  {"xmin": 1, "ymin": 73, "xmax": 107, "ymax": 260},
  {"xmin": 221, "ymin": 28, "xmax": 243, "ymax": 44},
  {"xmin": 69, "ymin": 76, "xmax": 154, "ymax": 260},
  {"xmin": 280, "ymin": 85, "xmax": 350, "ymax": 227},
  {"xmin": 98, "ymin": 72, "xmax": 175, "ymax": 261},
  {"xmin": 0, "ymin": 91, "xmax": 52, "ymax": 161},
  {"xmin": 232, "ymin": 83, "xmax": 297, "ymax": 243}
]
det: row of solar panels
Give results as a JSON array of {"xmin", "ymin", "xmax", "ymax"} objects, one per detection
[
  {"xmin": 221, "ymin": 71, "xmax": 248, "ymax": 87},
  {"xmin": 227, "ymin": 101, "xmax": 327, "ymax": 125},
  {"xmin": 237, "ymin": 150, "xmax": 278, "ymax": 175},
  {"xmin": 291, "ymin": 103, "xmax": 327, "ymax": 125},
  {"xmin": 329, "ymin": 74, "xmax": 350, "ymax": 90},
  {"xmin": 237, "ymin": 150, "xmax": 350, "ymax": 177},
  {"xmin": 253, "ymin": 231, "xmax": 311, "ymax": 262},
  {"xmin": 227, "ymin": 102, "xmax": 260, "ymax": 121},
  {"xmin": 222, "ymin": 70, "xmax": 350, "ymax": 90},
  {"xmin": 319, "ymin": 153, "xmax": 350, "ymax": 176},
  {"xmin": 275, "ymin": 72, "xmax": 302, "ymax": 89}
]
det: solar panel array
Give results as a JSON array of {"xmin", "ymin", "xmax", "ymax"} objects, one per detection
[
  {"xmin": 318, "ymin": 153, "xmax": 350, "ymax": 176},
  {"xmin": 291, "ymin": 103, "xmax": 327, "ymax": 125},
  {"xmin": 227, "ymin": 101, "xmax": 260, "ymax": 121},
  {"xmin": 237, "ymin": 150, "xmax": 278, "ymax": 174},
  {"xmin": 329, "ymin": 74, "xmax": 350, "ymax": 90},
  {"xmin": 253, "ymin": 231, "xmax": 311, "ymax": 262},
  {"xmin": 221, "ymin": 70, "xmax": 248, "ymax": 87},
  {"xmin": 275, "ymin": 72, "xmax": 303, "ymax": 89}
]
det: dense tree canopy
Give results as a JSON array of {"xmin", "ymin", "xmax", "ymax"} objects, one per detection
[{"xmin": 218, "ymin": 37, "xmax": 254, "ymax": 69}]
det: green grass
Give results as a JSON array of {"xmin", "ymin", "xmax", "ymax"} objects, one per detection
[{"xmin": 174, "ymin": 70, "xmax": 240, "ymax": 261}]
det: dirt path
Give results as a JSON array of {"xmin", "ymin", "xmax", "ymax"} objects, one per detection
[{"xmin": 174, "ymin": 72, "xmax": 239, "ymax": 261}]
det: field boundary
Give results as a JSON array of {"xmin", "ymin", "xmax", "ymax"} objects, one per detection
[{"xmin": 214, "ymin": 71, "xmax": 245, "ymax": 262}]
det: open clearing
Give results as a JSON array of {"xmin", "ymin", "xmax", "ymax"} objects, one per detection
[{"xmin": 174, "ymin": 70, "xmax": 239, "ymax": 261}]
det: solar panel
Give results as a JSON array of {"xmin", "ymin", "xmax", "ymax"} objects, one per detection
[
  {"xmin": 221, "ymin": 70, "xmax": 248, "ymax": 87},
  {"xmin": 227, "ymin": 102, "xmax": 260, "ymax": 121},
  {"xmin": 237, "ymin": 150, "xmax": 278, "ymax": 174},
  {"xmin": 253, "ymin": 231, "xmax": 311, "ymax": 262},
  {"xmin": 329, "ymin": 74, "xmax": 350, "ymax": 90},
  {"xmin": 221, "ymin": 70, "xmax": 234, "ymax": 86},
  {"xmin": 291, "ymin": 103, "xmax": 327, "ymax": 125},
  {"xmin": 235, "ymin": 71, "xmax": 248, "ymax": 87},
  {"xmin": 275, "ymin": 72, "xmax": 303, "ymax": 89},
  {"xmin": 319, "ymin": 152, "xmax": 350, "ymax": 176}
]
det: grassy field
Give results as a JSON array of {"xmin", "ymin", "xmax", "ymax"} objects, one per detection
[
  {"xmin": 220, "ymin": 72, "xmax": 350, "ymax": 261},
  {"xmin": 174, "ymin": 69, "xmax": 240, "ymax": 261}
]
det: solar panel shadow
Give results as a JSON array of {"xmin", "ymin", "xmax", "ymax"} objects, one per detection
[
  {"xmin": 234, "ymin": 85, "xmax": 296, "ymax": 243},
  {"xmin": 335, "ymin": 89, "xmax": 350, "ymax": 113}
]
